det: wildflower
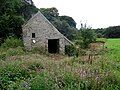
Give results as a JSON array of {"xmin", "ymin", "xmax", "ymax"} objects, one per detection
[
  {"xmin": 0, "ymin": 80, "xmax": 2, "ymax": 83},
  {"xmin": 25, "ymin": 82, "xmax": 29, "ymax": 87},
  {"xmin": 95, "ymin": 75, "xmax": 99, "ymax": 79},
  {"xmin": 106, "ymin": 72, "xmax": 108, "ymax": 76},
  {"xmin": 78, "ymin": 68, "xmax": 83, "ymax": 74},
  {"xmin": 87, "ymin": 68, "xmax": 91, "ymax": 73}
]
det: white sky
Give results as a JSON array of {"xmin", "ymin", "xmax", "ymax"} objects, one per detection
[{"xmin": 32, "ymin": 0, "xmax": 120, "ymax": 29}]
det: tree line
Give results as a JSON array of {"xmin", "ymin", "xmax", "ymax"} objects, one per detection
[{"xmin": 94, "ymin": 26, "xmax": 120, "ymax": 38}]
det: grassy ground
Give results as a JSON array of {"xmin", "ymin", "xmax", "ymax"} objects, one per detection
[
  {"xmin": 105, "ymin": 38, "xmax": 120, "ymax": 61},
  {"xmin": 0, "ymin": 38, "xmax": 120, "ymax": 90}
]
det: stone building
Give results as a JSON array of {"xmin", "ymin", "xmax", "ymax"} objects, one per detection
[{"xmin": 22, "ymin": 11, "xmax": 73, "ymax": 54}]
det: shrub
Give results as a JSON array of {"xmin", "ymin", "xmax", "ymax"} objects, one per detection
[
  {"xmin": 65, "ymin": 45, "xmax": 79, "ymax": 56},
  {"xmin": 30, "ymin": 73, "xmax": 55, "ymax": 90},
  {"xmin": 0, "ymin": 63, "xmax": 30, "ymax": 89},
  {"xmin": 1, "ymin": 37, "xmax": 23, "ymax": 48},
  {"xmin": 30, "ymin": 74, "xmax": 49, "ymax": 90},
  {"xmin": 77, "ymin": 28, "xmax": 97, "ymax": 49}
]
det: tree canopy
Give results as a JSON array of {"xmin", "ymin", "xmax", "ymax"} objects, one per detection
[{"xmin": 0, "ymin": 0, "xmax": 38, "ymax": 38}]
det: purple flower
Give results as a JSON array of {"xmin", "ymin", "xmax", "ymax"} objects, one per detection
[{"xmin": 0, "ymin": 80, "xmax": 2, "ymax": 83}]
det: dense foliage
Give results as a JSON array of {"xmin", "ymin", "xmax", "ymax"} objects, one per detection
[
  {"xmin": 75, "ymin": 24, "xmax": 97, "ymax": 49},
  {"xmin": 93, "ymin": 28, "xmax": 105, "ymax": 38},
  {"xmin": 0, "ymin": 0, "xmax": 38, "ymax": 39},
  {"xmin": 93, "ymin": 26, "xmax": 120, "ymax": 38},
  {"xmin": 104, "ymin": 26, "xmax": 120, "ymax": 38},
  {"xmin": 78, "ymin": 28, "xmax": 96, "ymax": 48}
]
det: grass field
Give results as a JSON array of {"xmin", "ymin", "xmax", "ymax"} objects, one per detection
[
  {"xmin": 105, "ymin": 38, "xmax": 120, "ymax": 61},
  {"xmin": 0, "ymin": 38, "xmax": 120, "ymax": 89}
]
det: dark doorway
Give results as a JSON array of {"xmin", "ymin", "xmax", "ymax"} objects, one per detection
[{"xmin": 48, "ymin": 39, "xmax": 59, "ymax": 53}]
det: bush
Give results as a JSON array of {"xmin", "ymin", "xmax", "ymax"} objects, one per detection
[
  {"xmin": 0, "ymin": 63, "xmax": 30, "ymax": 89},
  {"xmin": 1, "ymin": 37, "xmax": 23, "ymax": 48},
  {"xmin": 30, "ymin": 75, "xmax": 47, "ymax": 90},
  {"xmin": 30, "ymin": 73, "xmax": 55, "ymax": 90},
  {"xmin": 65, "ymin": 45, "xmax": 78, "ymax": 56}
]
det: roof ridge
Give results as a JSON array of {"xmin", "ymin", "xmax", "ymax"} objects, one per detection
[{"xmin": 22, "ymin": 11, "xmax": 39, "ymax": 28}]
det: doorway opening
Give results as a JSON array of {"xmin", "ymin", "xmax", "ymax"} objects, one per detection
[{"xmin": 48, "ymin": 39, "xmax": 59, "ymax": 53}]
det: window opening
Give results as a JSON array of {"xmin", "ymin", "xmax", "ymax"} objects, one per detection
[{"xmin": 32, "ymin": 33, "xmax": 35, "ymax": 38}]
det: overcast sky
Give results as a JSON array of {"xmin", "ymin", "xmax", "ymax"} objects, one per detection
[{"xmin": 32, "ymin": 0, "xmax": 120, "ymax": 29}]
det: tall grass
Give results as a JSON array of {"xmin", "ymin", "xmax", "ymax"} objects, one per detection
[{"xmin": 1, "ymin": 37, "xmax": 23, "ymax": 48}]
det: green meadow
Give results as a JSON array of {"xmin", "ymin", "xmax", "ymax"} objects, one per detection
[{"xmin": 105, "ymin": 38, "xmax": 120, "ymax": 61}]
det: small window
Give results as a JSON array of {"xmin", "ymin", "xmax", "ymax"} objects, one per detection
[{"xmin": 32, "ymin": 33, "xmax": 35, "ymax": 38}]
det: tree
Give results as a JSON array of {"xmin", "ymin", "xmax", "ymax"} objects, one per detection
[
  {"xmin": 40, "ymin": 7, "xmax": 59, "ymax": 21},
  {"xmin": 93, "ymin": 28, "xmax": 105, "ymax": 38},
  {"xmin": 104, "ymin": 26, "xmax": 120, "ymax": 38},
  {"xmin": 60, "ymin": 16, "xmax": 76, "ymax": 28},
  {"xmin": 0, "ymin": 0, "xmax": 22, "ymax": 16},
  {"xmin": 0, "ymin": 0, "xmax": 38, "ymax": 39},
  {"xmin": 0, "ymin": 15, "xmax": 9, "ymax": 38},
  {"xmin": 0, "ymin": 15, "xmax": 24, "ymax": 38},
  {"xmin": 18, "ymin": 0, "xmax": 38, "ymax": 20},
  {"xmin": 76, "ymin": 23, "xmax": 97, "ymax": 48}
]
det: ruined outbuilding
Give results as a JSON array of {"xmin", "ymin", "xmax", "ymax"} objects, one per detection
[{"xmin": 22, "ymin": 11, "xmax": 73, "ymax": 54}]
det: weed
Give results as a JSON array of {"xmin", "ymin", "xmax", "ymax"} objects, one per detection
[
  {"xmin": 28, "ymin": 62, "xmax": 44, "ymax": 71},
  {"xmin": 0, "ymin": 54, "xmax": 6, "ymax": 60}
]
